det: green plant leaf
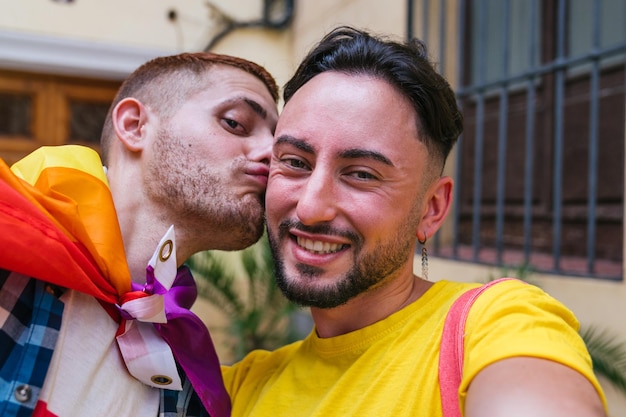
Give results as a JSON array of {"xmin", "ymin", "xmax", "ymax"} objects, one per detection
[{"xmin": 189, "ymin": 235, "xmax": 310, "ymax": 362}]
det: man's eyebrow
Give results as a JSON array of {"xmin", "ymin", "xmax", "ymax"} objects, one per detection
[
  {"xmin": 340, "ymin": 148, "xmax": 394, "ymax": 166},
  {"xmin": 221, "ymin": 96, "xmax": 269, "ymax": 119},
  {"xmin": 244, "ymin": 98, "xmax": 268, "ymax": 119},
  {"xmin": 275, "ymin": 136, "xmax": 393, "ymax": 166},
  {"xmin": 275, "ymin": 135, "xmax": 315, "ymax": 154}
]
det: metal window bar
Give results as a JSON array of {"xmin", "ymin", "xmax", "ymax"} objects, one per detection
[
  {"xmin": 586, "ymin": 0, "xmax": 601, "ymax": 275},
  {"xmin": 552, "ymin": 0, "xmax": 567, "ymax": 272},
  {"xmin": 495, "ymin": 0, "xmax": 511, "ymax": 265},
  {"xmin": 471, "ymin": 0, "xmax": 487, "ymax": 262},
  {"xmin": 408, "ymin": 0, "xmax": 625, "ymax": 280},
  {"xmin": 523, "ymin": 0, "xmax": 539, "ymax": 265}
]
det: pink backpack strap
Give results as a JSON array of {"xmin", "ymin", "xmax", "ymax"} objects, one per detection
[{"xmin": 438, "ymin": 278, "xmax": 515, "ymax": 417}]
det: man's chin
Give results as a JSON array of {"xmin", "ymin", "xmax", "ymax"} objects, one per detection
[
  {"xmin": 218, "ymin": 222, "xmax": 265, "ymax": 251},
  {"xmin": 240, "ymin": 226, "xmax": 266, "ymax": 248}
]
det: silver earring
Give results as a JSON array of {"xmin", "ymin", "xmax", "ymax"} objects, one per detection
[{"xmin": 418, "ymin": 235, "xmax": 428, "ymax": 280}]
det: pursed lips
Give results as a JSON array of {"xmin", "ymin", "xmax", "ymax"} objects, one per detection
[{"xmin": 244, "ymin": 164, "xmax": 269, "ymax": 187}]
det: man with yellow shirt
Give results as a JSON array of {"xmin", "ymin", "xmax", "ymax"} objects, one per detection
[
  {"xmin": 0, "ymin": 52, "xmax": 279, "ymax": 416},
  {"xmin": 221, "ymin": 26, "xmax": 608, "ymax": 417}
]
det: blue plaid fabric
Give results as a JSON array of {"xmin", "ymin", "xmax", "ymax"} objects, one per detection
[
  {"xmin": 0, "ymin": 269, "xmax": 209, "ymax": 417},
  {"xmin": 0, "ymin": 269, "xmax": 63, "ymax": 417},
  {"xmin": 161, "ymin": 377, "xmax": 210, "ymax": 417}
]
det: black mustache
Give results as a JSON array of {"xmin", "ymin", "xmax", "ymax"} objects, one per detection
[{"xmin": 277, "ymin": 219, "xmax": 362, "ymax": 247}]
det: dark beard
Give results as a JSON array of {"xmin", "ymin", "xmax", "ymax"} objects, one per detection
[{"xmin": 267, "ymin": 219, "xmax": 412, "ymax": 309}]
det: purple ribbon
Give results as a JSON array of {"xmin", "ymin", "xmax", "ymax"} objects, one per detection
[{"xmin": 129, "ymin": 265, "xmax": 231, "ymax": 417}]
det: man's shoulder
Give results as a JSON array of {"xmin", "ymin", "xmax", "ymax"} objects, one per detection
[
  {"xmin": 222, "ymin": 339, "xmax": 305, "ymax": 383},
  {"xmin": 432, "ymin": 278, "xmax": 535, "ymax": 304}
]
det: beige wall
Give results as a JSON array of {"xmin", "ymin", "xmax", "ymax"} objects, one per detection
[
  {"xmin": 0, "ymin": 0, "xmax": 292, "ymax": 81},
  {"xmin": 0, "ymin": 0, "xmax": 405, "ymax": 96},
  {"xmin": 2, "ymin": 0, "xmax": 235, "ymax": 52},
  {"xmin": 289, "ymin": 0, "xmax": 406, "ymax": 58}
]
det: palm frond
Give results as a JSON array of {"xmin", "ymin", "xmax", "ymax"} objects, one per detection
[
  {"xmin": 187, "ymin": 236, "xmax": 308, "ymax": 362},
  {"xmin": 187, "ymin": 252, "xmax": 245, "ymax": 316}
]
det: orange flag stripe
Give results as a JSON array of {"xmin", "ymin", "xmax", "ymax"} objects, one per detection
[{"xmin": 0, "ymin": 146, "xmax": 131, "ymax": 298}]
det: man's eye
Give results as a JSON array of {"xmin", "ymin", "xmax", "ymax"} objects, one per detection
[
  {"xmin": 285, "ymin": 158, "xmax": 307, "ymax": 169},
  {"xmin": 223, "ymin": 118, "xmax": 247, "ymax": 134},
  {"xmin": 349, "ymin": 170, "xmax": 378, "ymax": 180},
  {"xmin": 225, "ymin": 119, "xmax": 240, "ymax": 129}
]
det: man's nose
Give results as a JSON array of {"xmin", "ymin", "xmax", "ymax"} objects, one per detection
[
  {"xmin": 295, "ymin": 169, "xmax": 338, "ymax": 225},
  {"xmin": 248, "ymin": 131, "xmax": 273, "ymax": 164}
]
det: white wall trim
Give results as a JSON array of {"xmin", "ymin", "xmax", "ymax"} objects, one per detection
[{"xmin": 0, "ymin": 29, "xmax": 173, "ymax": 80}]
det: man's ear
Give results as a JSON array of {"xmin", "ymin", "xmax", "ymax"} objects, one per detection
[
  {"xmin": 416, "ymin": 176, "xmax": 453, "ymax": 242},
  {"xmin": 112, "ymin": 97, "xmax": 149, "ymax": 153}
]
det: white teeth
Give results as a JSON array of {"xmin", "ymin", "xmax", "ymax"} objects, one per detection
[{"xmin": 297, "ymin": 237, "xmax": 344, "ymax": 254}]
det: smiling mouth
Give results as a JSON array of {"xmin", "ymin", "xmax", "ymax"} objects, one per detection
[{"xmin": 296, "ymin": 236, "xmax": 348, "ymax": 254}]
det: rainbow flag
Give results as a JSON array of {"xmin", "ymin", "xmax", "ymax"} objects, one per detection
[
  {"xmin": 0, "ymin": 145, "xmax": 130, "ymax": 303},
  {"xmin": 0, "ymin": 145, "xmax": 230, "ymax": 416}
]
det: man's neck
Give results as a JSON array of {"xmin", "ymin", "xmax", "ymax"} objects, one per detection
[
  {"xmin": 311, "ymin": 275, "xmax": 433, "ymax": 338},
  {"xmin": 108, "ymin": 168, "xmax": 179, "ymax": 283}
]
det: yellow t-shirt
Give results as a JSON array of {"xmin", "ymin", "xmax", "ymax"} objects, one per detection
[{"xmin": 222, "ymin": 279, "xmax": 605, "ymax": 416}]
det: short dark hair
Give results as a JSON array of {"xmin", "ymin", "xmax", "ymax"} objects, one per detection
[
  {"xmin": 100, "ymin": 52, "xmax": 278, "ymax": 165},
  {"xmin": 283, "ymin": 26, "xmax": 463, "ymax": 168}
]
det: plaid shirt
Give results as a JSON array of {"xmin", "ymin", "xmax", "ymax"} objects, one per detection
[{"xmin": 0, "ymin": 269, "xmax": 209, "ymax": 417}]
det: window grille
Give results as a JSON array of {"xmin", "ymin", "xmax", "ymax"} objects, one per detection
[{"xmin": 409, "ymin": 0, "xmax": 625, "ymax": 280}]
